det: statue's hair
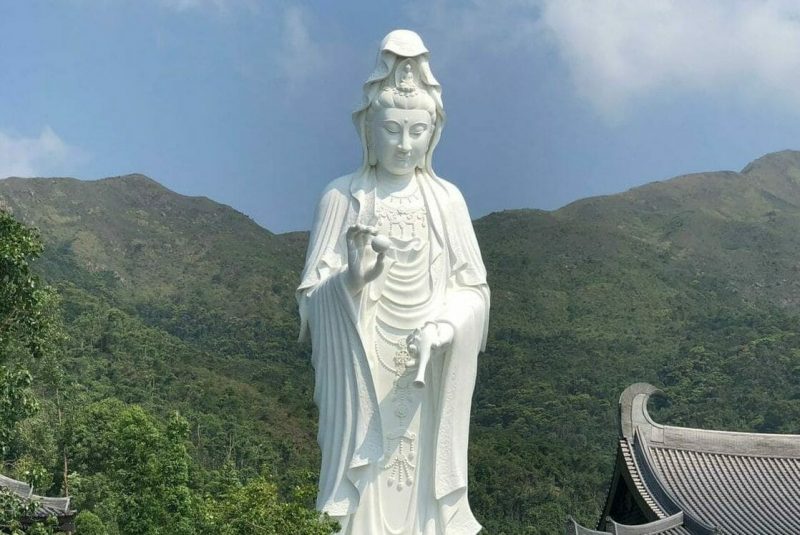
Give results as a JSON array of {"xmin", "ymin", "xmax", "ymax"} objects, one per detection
[
  {"xmin": 353, "ymin": 51, "xmax": 445, "ymax": 174},
  {"xmin": 368, "ymin": 86, "xmax": 436, "ymax": 116}
]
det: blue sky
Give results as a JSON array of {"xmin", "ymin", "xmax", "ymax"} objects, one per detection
[{"xmin": 2, "ymin": 1, "xmax": 800, "ymax": 233}]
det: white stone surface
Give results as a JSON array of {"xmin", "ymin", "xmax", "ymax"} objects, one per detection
[{"xmin": 297, "ymin": 29, "xmax": 489, "ymax": 535}]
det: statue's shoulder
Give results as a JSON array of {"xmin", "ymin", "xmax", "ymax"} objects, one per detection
[
  {"xmin": 317, "ymin": 173, "xmax": 357, "ymax": 205},
  {"xmin": 431, "ymin": 176, "xmax": 467, "ymax": 206}
]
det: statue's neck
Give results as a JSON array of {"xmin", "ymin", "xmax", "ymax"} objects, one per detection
[{"xmin": 375, "ymin": 168, "xmax": 416, "ymax": 198}]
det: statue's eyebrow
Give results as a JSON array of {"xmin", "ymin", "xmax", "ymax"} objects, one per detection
[{"xmin": 381, "ymin": 120, "xmax": 402, "ymax": 129}]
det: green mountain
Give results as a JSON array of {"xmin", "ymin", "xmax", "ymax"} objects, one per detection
[
  {"xmin": 3, "ymin": 151, "xmax": 800, "ymax": 533},
  {"xmin": 0, "ymin": 174, "xmax": 316, "ymax": 487}
]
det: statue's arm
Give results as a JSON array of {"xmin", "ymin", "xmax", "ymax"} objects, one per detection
[
  {"xmin": 410, "ymin": 181, "xmax": 490, "ymax": 357},
  {"xmin": 300, "ymin": 185, "xmax": 349, "ymax": 286},
  {"xmin": 436, "ymin": 181, "xmax": 490, "ymax": 351},
  {"xmin": 297, "ymin": 182, "xmax": 352, "ymax": 342},
  {"xmin": 435, "ymin": 287, "xmax": 488, "ymax": 349},
  {"xmin": 409, "ymin": 287, "xmax": 486, "ymax": 387}
]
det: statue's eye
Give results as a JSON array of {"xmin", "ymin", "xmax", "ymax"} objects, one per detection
[
  {"xmin": 383, "ymin": 122, "xmax": 401, "ymax": 134},
  {"xmin": 410, "ymin": 124, "xmax": 428, "ymax": 136}
]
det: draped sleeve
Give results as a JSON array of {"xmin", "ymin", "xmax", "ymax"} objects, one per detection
[
  {"xmin": 438, "ymin": 179, "xmax": 490, "ymax": 350},
  {"xmin": 297, "ymin": 176, "xmax": 352, "ymax": 342},
  {"xmin": 419, "ymin": 175, "xmax": 490, "ymax": 512},
  {"xmin": 296, "ymin": 175, "xmax": 383, "ymax": 515}
]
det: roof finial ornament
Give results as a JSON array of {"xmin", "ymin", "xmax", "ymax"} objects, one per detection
[{"xmin": 619, "ymin": 382, "xmax": 663, "ymax": 439}]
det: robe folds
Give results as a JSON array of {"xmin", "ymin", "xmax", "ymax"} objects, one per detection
[{"xmin": 298, "ymin": 168, "xmax": 489, "ymax": 534}]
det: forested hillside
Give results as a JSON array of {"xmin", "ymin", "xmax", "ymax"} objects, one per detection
[{"xmin": 2, "ymin": 150, "xmax": 800, "ymax": 533}]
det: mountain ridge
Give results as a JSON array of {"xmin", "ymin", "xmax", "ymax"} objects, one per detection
[{"xmin": 5, "ymin": 150, "xmax": 800, "ymax": 238}]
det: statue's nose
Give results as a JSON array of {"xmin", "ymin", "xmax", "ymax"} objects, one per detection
[{"xmin": 398, "ymin": 131, "xmax": 412, "ymax": 152}]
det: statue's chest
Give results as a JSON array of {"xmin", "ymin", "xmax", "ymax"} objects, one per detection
[
  {"xmin": 368, "ymin": 188, "xmax": 443, "ymax": 331},
  {"xmin": 374, "ymin": 189, "xmax": 427, "ymax": 242}
]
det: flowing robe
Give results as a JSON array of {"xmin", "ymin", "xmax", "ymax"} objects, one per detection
[{"xmin": 298, "ymin": 168, "xmax": 489, "ymax": 534}]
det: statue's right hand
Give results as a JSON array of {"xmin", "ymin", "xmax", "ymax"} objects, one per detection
[{"xmin": 344, "ymin": 224, "xmax": 386, "ymax": 295}]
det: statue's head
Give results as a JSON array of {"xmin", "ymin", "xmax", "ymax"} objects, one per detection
[{"xmin": 353, "ymin": 30, "xmax": 445, "ymax": 176}]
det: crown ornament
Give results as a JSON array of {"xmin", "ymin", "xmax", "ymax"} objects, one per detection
[{"xmin": 393, "ymin": 59, "xmax": 419, "ymax": 97}]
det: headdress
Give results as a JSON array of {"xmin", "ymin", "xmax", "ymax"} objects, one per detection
[{"xmin": 353, "ymin": 30, "xmax": 445, "ymax": 175}]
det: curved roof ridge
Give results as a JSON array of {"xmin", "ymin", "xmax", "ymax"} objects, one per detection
[
  {"xmin": 619, "ymin": 383, "xmax": 664, "ymax": 440},
  {"xmin": 0, "ymin": 473, "xmax": 33, "ymax": 499},
  {"xmin": 33, "ymin": 495, "xmax": 71, "ymax": 516},
  {"xmin": 567, "ymin": 512, "xmax": 688, "ymax": 534},
  {"xmin": 609, "ymin": 511, "xmax": 685, "ymax": 534},
  {"xmin": 619, "ymin": 383, "xmax": 800, "ymax": 458}
]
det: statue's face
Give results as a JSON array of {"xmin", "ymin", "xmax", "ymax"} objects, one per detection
[{"xmin": 370, "ymin": 107, "xmax": 433, "ymax": 176}]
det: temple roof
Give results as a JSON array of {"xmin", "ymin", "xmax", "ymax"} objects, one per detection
[
  {"xmin": 570, "ymin": 383, "xmax": 800, "ymax": 534},
  {"xmin": 0, "ymin": 473, "xmax": 73, "ymax": 519}
]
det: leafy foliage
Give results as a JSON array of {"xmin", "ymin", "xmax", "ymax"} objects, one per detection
[
  {"xmin": 0, "ymin": 212, "xmax": 47, "ymax": 452},
  {"xmin": 199, "ymin": 476, "xmax": 339, "ymax": 535},
  {"xmin": 0, "ymin": 210, "xmax": 44, "ymax": 353},
  {"xmin": 74, "ymin": 511, "xmax": 106, "ymax": 534},
  {"xmin": 0, "ymin": 210, "xmax": 64, "ymax": 533},
  {"xmin": 65, "ymin": 400, "xmax": 193, "ymax": 535}
]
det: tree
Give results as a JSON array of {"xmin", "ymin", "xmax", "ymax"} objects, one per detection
[
  {"xmin": 65, "ymin": 400, "xmax": 194, "ymax": 534},
  {"xmin": 202, "ymin": 474, "xmax": 339, "ymax": 535},
  {"xmin": 74, "ymin": 510, "xmax": 107, "ymax": 534},
  {"xmin": 0, "ymin": 211, "xmax": 49, "ymax": 451},
  {"xmin": 0, "ymin": 211, "xmax": 61, "ymax": 358},
  {"xmin": 0, "ymin": 211, "xmax": 64, "ymax": 534}
]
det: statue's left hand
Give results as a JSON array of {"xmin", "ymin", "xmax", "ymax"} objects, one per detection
[
  {"xmin": 435, "ymin": 322, "xmax": 455, "ymax": 348},
  {"xmin": 407, "ymin": 322, "xmax": 455, "ymax": 388},
  {"xmin": 406, "ymin": 322, "xmax": 455, "ymax": 355}
]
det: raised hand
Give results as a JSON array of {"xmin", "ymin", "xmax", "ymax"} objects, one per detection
[{"xmin": 344, "ymin": 224, "xmax": 387, "ymax": 295}]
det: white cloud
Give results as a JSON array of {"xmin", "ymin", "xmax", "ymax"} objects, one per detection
[
  {"xmin": 0, "ymin": 127, "xmax": 84, "ymax": 178},
  {"xmin": 412, "ymin": 0, "xmax": 800, "ymax": 118},
  {"xmin": 278, "ymin": 6, "xmax": 325, "ymax": 89},
  {"xmin": 408, "ymin": 0, "xmax": 541, "ymax": 62},
  {"xmin": 69, "ymin": 0, "xmax": 259, "ymax": 16},
  {"xmin": 155, "ymin": 0, "xmax": 252, "ymax": 13},
  {"xmin": 540, "ymin": 0, "xmax": 800, "ymax": 117}
]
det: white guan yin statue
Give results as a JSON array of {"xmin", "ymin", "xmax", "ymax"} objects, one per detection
[{"xmin": 297, "ymin": 29, "xmax": 489, "ymax": 535}]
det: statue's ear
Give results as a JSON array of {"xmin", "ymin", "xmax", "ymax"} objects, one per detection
[
  {"xmin": 421, "ymin": 120, "xmax": 436, "ymax": 167},
  {"xmin": 366, "ymin": 125, "xmax": 378, "ymax": 166}
]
